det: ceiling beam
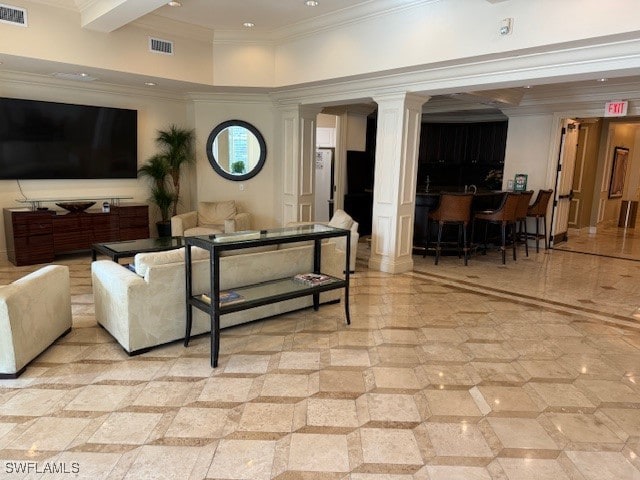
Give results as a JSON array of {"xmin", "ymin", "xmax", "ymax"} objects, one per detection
[{"xmin": 81, "ymin": 0, "xmax": 169, "ymax": 32}]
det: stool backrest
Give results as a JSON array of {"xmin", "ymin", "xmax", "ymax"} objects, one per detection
[
  {"xmin": 515, "ymin": 190, "xmax": 534, "ymax": 220},
  {"xmin": 432, "ymin": 193, "xmax": 474, "ymax": 222},
  {"xmin": 528, "ymin": 189, "xmax": 553, "ymax": 216}
]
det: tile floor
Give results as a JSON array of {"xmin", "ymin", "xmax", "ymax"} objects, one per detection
[{"xmin": 0, "ymin": 237, "xmax": 639, "ymax": 479}]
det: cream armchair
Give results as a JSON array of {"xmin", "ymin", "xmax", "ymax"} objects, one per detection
[
  {"xmin": 287, "ymin": 209, "xmax": 359, "ymax": 272},
  {"xmin": 0, "ymin": 265, "xmax": 72, "ymax": 378},
  {"xmin": 171, "ymin": 200, "xmax": 252, "ymax": 236}
]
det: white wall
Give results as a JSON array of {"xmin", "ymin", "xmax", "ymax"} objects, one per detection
[
  {"xmin": 503, "ymin": 114, "xmax": 555, "ymax": 191},
  {"xmin": 0, "ymin": 74, "xmax": 188, "ymax": 259},
  {"xmin": 190, "ymin": 94, "xmax": 280, "ymax": 229},
  {"xmin": 271, "ymin": 0, "xmax": 640, "ymax": 87},
  {"xmin": 1, "ymin": 1, "xmax": 214, "ymax": 85}
]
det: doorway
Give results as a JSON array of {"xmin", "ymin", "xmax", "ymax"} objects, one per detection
[{"xmin": 551, "ymin": 116, "xmax": 640, "ymax": 260}]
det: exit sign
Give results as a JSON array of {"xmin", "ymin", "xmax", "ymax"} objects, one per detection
[{"xmin": 605, "ymin": 100, "xmax": 628, "ymax": 117}]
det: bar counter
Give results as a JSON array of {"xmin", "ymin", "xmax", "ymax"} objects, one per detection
[{"xmin": 413, "ymin": 190, "xmax": 506, "ymax": 254}]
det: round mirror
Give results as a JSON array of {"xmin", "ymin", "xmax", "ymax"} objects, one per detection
[{"xmin": 206, "ymin": 120, "xmax": 267, "ymax": 181}]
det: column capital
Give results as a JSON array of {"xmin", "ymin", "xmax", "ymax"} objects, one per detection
[
  {"xmin": 277, "ymin": 103, "xmax": 324, "ymax": 118},
  {"xmin": 373, "ymin": 92, "xmax": 430, "ymax": 110}
]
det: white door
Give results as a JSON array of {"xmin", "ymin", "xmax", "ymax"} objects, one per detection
[
  {"xmin": 551, "ymin": 119, "xmax": 580, "ymax": 245},
  {"xmin": 315, "ymin": 148, "xmax": 334, "ymax": 222}
]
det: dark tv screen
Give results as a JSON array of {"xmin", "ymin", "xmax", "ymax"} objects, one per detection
[{"xmin": 0, "ymin": 97, "xmax": 137, "ymax": 179}]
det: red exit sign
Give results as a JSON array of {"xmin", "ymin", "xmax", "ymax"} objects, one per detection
[{"xmin": 605, "ymin": 100, "xmax": 628, "ymax": 117}]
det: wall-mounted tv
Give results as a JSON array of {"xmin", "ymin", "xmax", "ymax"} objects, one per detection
[{"xmin": 0, "ymin": 97, "xmax": 137, "ymax": 180}]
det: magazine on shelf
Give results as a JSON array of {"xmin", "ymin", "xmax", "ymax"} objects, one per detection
[
  {"xmin": 293, "ymin": 273, "xmax": 334, "ymax": 287},
  {"xmin": 200, "ymin": 290, "xmax": 245, "ymax": 306}
]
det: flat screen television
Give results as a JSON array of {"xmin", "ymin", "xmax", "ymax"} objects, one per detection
[{"xmin": 0, "ymin": 97, "xmax": 137, "ymax": 179}]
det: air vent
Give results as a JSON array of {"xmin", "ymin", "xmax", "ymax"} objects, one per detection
[
  {"xmin": 0, "ymin": 3, "xmax": 27, "ymax": 26},
  {"xmin": 149, "ymin": 37, "xmax": 173, "ymax": 55}
]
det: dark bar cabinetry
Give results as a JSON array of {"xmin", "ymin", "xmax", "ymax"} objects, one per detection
[{"xmin": 4, "ymin": 204, "xmax": 149, "ymax": 266}]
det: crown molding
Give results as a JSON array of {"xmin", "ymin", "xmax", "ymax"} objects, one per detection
[
  {"xmin": 211, "ymin": 0, "xmax": 436, "ymax": 46},
  {"xmin": 186, "ymin": 91, "xmax": 272, "ymax": 104},
  {"xmin": 270, "ymin": 34, "xmax": 640, "ymax": 107},
  {"xmin": 0, "ymin": 70, "xmax": 188, "ymax": 103},
  {"xmin": 272, "ymin": 0, "xmax": 436, "ymax": 43}
]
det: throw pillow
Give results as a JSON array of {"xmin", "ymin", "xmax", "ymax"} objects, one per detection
[
  {"xmin": 328, "ymin": 209, "xmax": 354, "ymax": 230},
  {"xmin": 198, "ymin": 201, "xmax": 237, "ymax": 226}
]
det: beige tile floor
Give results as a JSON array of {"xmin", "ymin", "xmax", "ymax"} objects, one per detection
[{"xmin": 0, "ymin": 234, "xmax": 639, "ymax": 479}]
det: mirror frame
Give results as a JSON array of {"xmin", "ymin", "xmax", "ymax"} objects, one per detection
[{"xmin": 206, "ymin": 119, "xmax": 267, "ymax": 181}]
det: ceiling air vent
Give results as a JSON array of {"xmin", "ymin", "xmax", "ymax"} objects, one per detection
[
  {"xmin": 0, "ymin": 3, "xmax": 27, "ymax": 26},
  {"xmin": 149, "ymin": 37, "xmax": 173, "ymax": 55}
]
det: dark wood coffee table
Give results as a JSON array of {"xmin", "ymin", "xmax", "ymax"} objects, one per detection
[{"xmin": 92, "ymin": 237, "xmax": 186, "ymax": 262}]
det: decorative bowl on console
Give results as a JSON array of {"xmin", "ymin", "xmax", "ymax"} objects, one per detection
[{"xmin": 55, "ymin": 201, "xmax": 96, "ymax": 213}]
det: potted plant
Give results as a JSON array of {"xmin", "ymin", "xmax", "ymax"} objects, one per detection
[
  {"xmin": 138, "ymin": 154, "xmax": 174, "ymax": 237},
  {"xmin": 138, "ymin": 125, "xmax": 195, "ymax": 237},
  {"xmin": 156, "ymin": 125, "xmax": 196, "ymax": 217},
  {"xmin": 230, "ymin": 160, "xmax": 245, "ymax": 174}
]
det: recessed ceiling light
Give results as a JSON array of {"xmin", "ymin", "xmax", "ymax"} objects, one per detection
[
  {"xmin": 144, "ymin": 82, "xmax": 157, "ymax": 86},
  {"xmin": 523, "ymin": 85, "xmax": 532, "ymax": 89},
  {"xmin": 243, "ymin": 22, "xmax": 255, "ymax": 28},
  {"xmin": 305, "ymin": 0, "xmax": 319, "ymax": 6},
  {"xmin": 79, "ymin": 72, "xmax": 89, "ymax": 77},
  {"xmin": 167, "ymin": 1, "xmax": 181, "ymax": 6},
  {"xmin": 597, "ymin": 78, "xmax": 608, "ymax": 82}
]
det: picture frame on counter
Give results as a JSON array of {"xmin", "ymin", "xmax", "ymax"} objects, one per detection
[{"xmin": 514, "ymin": 174, "xmax": 528, "ymax": 192}]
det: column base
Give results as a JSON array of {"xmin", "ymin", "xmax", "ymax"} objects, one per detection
[{"xmin": 368, "ymin": 254, "xmax": 414, "ymax": 274}]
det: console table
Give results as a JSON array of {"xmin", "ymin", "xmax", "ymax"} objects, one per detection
[
  {"xmin": 4, "ymin": 204, "xmax": 149, "ymax": 266},
  {"xmin": 184, "ymin": 225, "xmax": 351, "ymax": 368}
]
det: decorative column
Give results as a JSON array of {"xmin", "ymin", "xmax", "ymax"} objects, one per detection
[
  {"xmin": 368, "ymin": 92, "xmax": 429, "ymax": 273},
  {"xmin": 280, "ymin": 105, "xmax": 323, "ymax": 224}
]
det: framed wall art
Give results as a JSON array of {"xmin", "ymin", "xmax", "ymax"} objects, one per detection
[{"xmin": 608, "ymin": 146, "xmax": 629, "ymax": 199}]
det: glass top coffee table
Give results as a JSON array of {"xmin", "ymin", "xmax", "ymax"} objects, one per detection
[{"xmin": 92, "ymin": 237, "xmax": 186, "ymax": 262}]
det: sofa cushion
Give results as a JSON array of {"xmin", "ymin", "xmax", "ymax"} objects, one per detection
[
  {"xmin": 134, "ymin": 247, "xmax": 209, "ymax": 277},
  {"xmin": 198, "ymin": 201, "xmax": 237, "ymax": 226},
  {"xmin": 328, "ymin": 209, "xmax": 354, "ymax": 230}
]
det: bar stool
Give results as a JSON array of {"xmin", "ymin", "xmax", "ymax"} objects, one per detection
[
  {"xmin": 473, "ymin": 192, "xmax": 519, "ymax": 264},
  {"xmin": 425, "ymin": 193, "xmax": 474, "ymax": 265},
  {"xmin": 526, "ymin": 189, "xmax": 554, "ymax": 252},
  {"xmin": 515, "ymin": 190, "xmax": 534, "ymax": 257}
]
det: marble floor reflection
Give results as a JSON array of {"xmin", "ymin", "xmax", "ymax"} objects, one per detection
[
  {"xmin": 553, "ymin": 224, "xmax": 640, "ymax": 262},
  {"xmin": 0, "ymin": 243, "xmax": 639, "ymax": 479}
]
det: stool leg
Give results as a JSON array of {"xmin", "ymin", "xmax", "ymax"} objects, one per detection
[
  {"xmin": 543, "ymin": 215, "xmax": 548, "ymax": 250},
  {"xmin": 457, "ymin": 224, "xmax": 463, "ymax": 259},
  {"xmin": 535, "ymin": 216, "xmax": 540, "ymax": 253},
  {"xmin": 435, "ymin": 222, "xmax": 443, "ymax": 265},
  {"xmin": 501, "ymin": 222, "xmax": 506, "ymax": 264},
  {"xmin": 512, "ymin": 222, "xmax": 517, "ymax": 261},
  {"xmin": 523, "ymin": 218, "xmax": 529, "ymax": 257},
  {"xmin": 424, "ymin": 217, "xmax": 430, "ymax": 258},
  {"xmin": 463, "ymin": 221, "xmax": 469, "ymax": 266}
]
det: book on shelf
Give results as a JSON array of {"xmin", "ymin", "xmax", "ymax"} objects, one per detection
[
  {"xmin": 200, "ymin": 290, "xmax": 245, "ymax": 306},
  {"xmin": 293, "ymin": 273, "xmax": 334, "ymax": 286}
]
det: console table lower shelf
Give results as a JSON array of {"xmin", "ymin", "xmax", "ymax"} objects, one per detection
[{"xmin": 183, "ymin": 225, "xmax": 351, "ymax": 368}]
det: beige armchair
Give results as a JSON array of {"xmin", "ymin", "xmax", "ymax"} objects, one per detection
[
  {"xmin": 171, "ymin": 200, "xmax": 252, "ymax": 237},
  {"xmin": 287, "ymin": 209, "xmax": 359, "ymax": 272},
  {"xmin": 0, "ymin": 265, "xmax": 72, "ymax": 378}
]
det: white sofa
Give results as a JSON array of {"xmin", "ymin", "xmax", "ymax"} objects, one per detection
[
  {"xmin": 287, "ymin": 209, "xmax": 360, "ymax": 272},
  {"xmin": 91, "ymin": 242, "xmax": 343, "ymax": 354},
  {"xmin": 171, "ymin": 200, "xmax": 252, "ymax": 236},
  {"xmin": 0, "ymin": 265, "xmax": 72, "ymax": 378}
]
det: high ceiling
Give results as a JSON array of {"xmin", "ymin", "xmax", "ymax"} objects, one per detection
[
  {"xmin": 153, "ymin": 0, "xmax": 373, "ymax": 33},
  {"xmin": 8, "ymin": 1, "xmax": 640, "ymax": 117}
]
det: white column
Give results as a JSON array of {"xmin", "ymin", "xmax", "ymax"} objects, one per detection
[
  {"xmin": 368, "ymin": 92, "xmax": 429, "ymax": 274},
  {"xmin": 280, "ymin": 105, "xmax": 323, "ymax": 224}
]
